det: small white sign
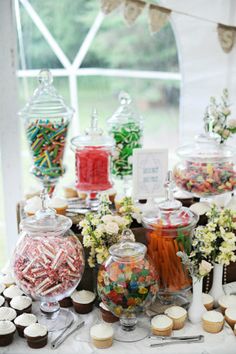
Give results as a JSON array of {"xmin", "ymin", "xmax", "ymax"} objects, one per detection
[{"xmin": 132, "ymin": 148, "xmax": 168, "ymax": 199}]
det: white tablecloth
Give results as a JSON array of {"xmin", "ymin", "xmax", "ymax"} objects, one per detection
[{"xmin": 3, "ymin": 304, "xmax": 236, "ymax": 354}]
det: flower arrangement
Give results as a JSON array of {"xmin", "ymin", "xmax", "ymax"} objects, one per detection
[
  {"xmin": 204, "ymin": 88, "xmax": 236, "ymax": 143},
  {"xmin": 193, "ymin": 205, "xmax": 236, "ymax": 265},
  {"xmin": 177, "ymin": 250, "xmax": 213, "ymax": 279},
  {"xmin": 116, "ymin": 196, "xmax": 142, "ymax": 224},
  {"xmin": 80, "ymin": 196, "xmax": 131, "ymax": 267}
]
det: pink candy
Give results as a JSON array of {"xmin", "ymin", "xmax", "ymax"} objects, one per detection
[{"xmin": 13, "ymin": 235, "xmax": 84, "ymax": 300}]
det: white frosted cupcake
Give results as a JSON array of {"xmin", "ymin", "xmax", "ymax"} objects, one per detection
[
  {"xmin": 219, "ymin": 295, "xmax": 236, "ymax": 314},
  {"xmin": 0, "ymin": 320, "xmax": 16, "ymax": 346},
  {"xmin": 71, "ymin": 290, "xmax": 95, "ymax": 314},
  {"xmin": 24, "ymin": 323, "xmax": 48, "ymax": 349},
  {"xmin": 48, "ymin": 197, "xmax": 68, "ymax": 215},
  {"xmin": 202, "ymin": 293, "xmax": 214, "ymax": 311},
  {"xmin": 24, "ymin": 196, "xmax": 42, "ymax": 216},
  {"xmin": 0, "ymin": 273, "xmax": 15, "ymax": 288},
  {"xmin": 0, "ymin": 307, "xmax": 17, "ymax": 321},
  {"xmin": 10, "ymin": 295, "xmax": 32, "ymax": 315},
  {"xmin": 14, "ymin": 313, "xmax": 37, "ymax": 337},
  {"xmin": 164, "ymin": 306, "xmax": 187, "ymax": 329},
  {"xmin": 151, "ymin": 315, "xmax": 173, "ymax": 336},
  {"xmin": 0, "ymin": 295, "xmax": 5, "ymax": 307},
  {"xmin": 202, "ymin": 310, "xmax": 224, "ymax": 333},
  {"xmin": 3, "ymin": 285, "xmax": 24, "ymax": 304},
  {"xmin": 225, "ymin": 308, "xmax": 236, "ymax": 329},
  {"xmin": 90, "ymin": 323, "xmax": 114, "ymax": 349}
]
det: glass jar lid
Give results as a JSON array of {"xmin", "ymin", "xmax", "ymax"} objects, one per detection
[
  {"xmin": 71, "ymin": 109, "xmax": 114, "ymax": 148},
  {"xmin": 142, "ymin": 172, "xmax": 198, "ymax": 230},
  {"xmin": 107, "ymin": 91, "xmax": 142, "ymax": 125},
  {"xmin": 19, "ymin": 69, "xmax": 74, "ymax": 119},
  {"xmin": 20, "ymin": 192, "xmax": 72, "ymax": 234},
  {"xmin": 109, "ymin": 229, "xmax": 146, "ymax": 260}
]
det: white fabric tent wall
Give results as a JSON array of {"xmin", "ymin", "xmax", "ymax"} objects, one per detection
[{"xmin": 160, "ymin": 0, "xmax": 236, "ymax": 143}]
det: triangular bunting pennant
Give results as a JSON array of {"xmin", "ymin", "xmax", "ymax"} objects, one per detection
[
  {"xmin": 217, "ymin": 24, "xmax": 236, "ymax": 53},
  {"xmin": 123, "ymin": 0, "xmax": 146, "ymax": 26},
  {"xmin": 101, "ymin": 0, "xmax": 123, "ymax": 15},
  {"xmin": 148, "ymin": 4, "xmax": 171, "ymax": 34}
]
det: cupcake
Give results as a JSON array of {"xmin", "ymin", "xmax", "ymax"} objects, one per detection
[
  {"xmin": 99, "ymin": 302, "xmax": 119, "ymax": 323},
  {"xmin": 71, "ymin": 290, "xmax": 95, "ymax": 314},
  {"xmin": 24, "ymin": 323, "xmax": 48, "ymax": 349},
  {"xmin": 151, "ymin": 315, "xmax": 173, "ymax": 336},
  {"xmin": 0, "ymin": 307, "xmax": 17, "ymax": 321},
  {"xmin": 63, "ymin": 185, "xmax": 78, "ymax": 199},
  {"xmin": 3, "ymin": 285, "xmax": 24, "ymax": 304},
  {"xmin": 0, "ymin": 320, "xmax": 16, "ymax": 346},
  {"xmin": 90, "ymin": 323, "xmax": 114, "ymax": 349},
  {"xmin": 48, "ymin": 197, "xmax": 68, "ymax": 215},
  {"xmin": 10, "ymin": 295, "xmax": 32, "ymax": 315},
  {"xmin": 0, "ymin": 295, "xmax": 5, "ymax": 307},
  {"xmin": 164, "ymin": 306, "xmax": 187, "ymax": 330},
  {"xmin": 24, "ymin": 196, "xmax": 42, "ymax": 216},
  {"xmin": 14, "ymin": 313, "xmax": 37, "ymax": 337},
  {"xmin": 174, "ymin": 190, "xmax": 194, "ymax": 208},
  {"xmin": 202, "ymin": 310, "xmax": 224, "ymax": 333},
  {"xmin": 59, "ymin": 297, "xmax": 73, "ymax": 308},
  {"xmin": 225, "ymin": 308, "xmax": 236, "ymax": 329},
  {"xmin": 0, "ymin": 273, "xmax": 15, "ymax": 288},
  {"xmin": 219, "ymin": 295, "xmax": 236, "ymax": 314},
  {"xmin": 190, "ymin": 202, "xmax": 211, "ymax": 226},
  {"xmin": 202, "ymin": 293, "xmax": 214, "ymax": 311},
  {"xmin": 0, "ymin": 283, "xmax": 6, "ymax": 295}
]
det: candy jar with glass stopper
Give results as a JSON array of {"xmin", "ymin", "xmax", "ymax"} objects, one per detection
[
  {"xmin": 173, "ymin": 113, "xmax": 236, "ymax": 198},
  {"xmin": 107, "ymin": 92, "xmax": 143, "ymax": 195},
  {"xmin": 12, "ymin": 191, "xmax": 85, "ymax": 331},
  {"xmin": 142, "ymin": 171, "xmax": 198, "ymax": 306},
  {"xmin": 97, "ymin": 229, "xmax": 158, "ymax": 342},
  {"xmin": 19, "ymin": 69, "xmax": 73, "ymax": 196},
  {"xmin": 71, "ymin": 109, "xmax": 114, "ymax": 210}
]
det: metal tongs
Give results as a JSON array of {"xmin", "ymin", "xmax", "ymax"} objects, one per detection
[
  {"xmin": 149, "ymin": 334, "xmax": 204, "ymax": 347},
  {"xmin": 51, "ymin": 320, "xmax": 85, "ymax": 349}
]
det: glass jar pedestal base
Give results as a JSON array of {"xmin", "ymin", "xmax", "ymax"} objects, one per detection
[
  {"xmin": 114, "ymin": 316, "xmax": 149, "ymax": 342},
  {"xmin": 36, "ymin": 301, "xmax": 74, "ymax": 332}
]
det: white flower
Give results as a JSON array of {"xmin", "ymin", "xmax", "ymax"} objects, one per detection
[
  {"xmin": 199, "ymin": 260, "xmax": 213, "ymax": 276},
  {"xmin": 96, "ymin": 224, "xmax": 105, "ymax": 233},
  {"xmin": 222, "ymin": 129, "xmax": 230, "ymax": 139},
  {"xmin": 222, "ymin": 107, "xmax": 231, "ymax": 116},
  {"xmin": 131, "ymin": 212, "xmax": 142, "ymax": 224},
  {"xmin": 228, "ymin": 119, "xmax": 236, "ymax": 129},
  {"xmin": 104, "ymin": 222, "xmax": 119, "ymax": 235},
  {"xmin": 113, "ymin": 215, "xmax": 128, "ymax": 226},
  {"xmin": 112, "ymin": 149, "xmax": 120, "ymax": 159},
  {"xmin": 101, "ymin": 215, "xmax": 114, "ymax": 224},
  {"xmin": 213, "ymin": 125, "xmax": 221, "ymax": 133}
]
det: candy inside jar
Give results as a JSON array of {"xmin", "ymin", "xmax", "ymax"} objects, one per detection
[
  {"xmin": 98, "ymin": 229, "xmax": 158, "ymax": 341},
  {"xmin": 12, "ymin": 195, "xmax": 85, "ymax": 331}
]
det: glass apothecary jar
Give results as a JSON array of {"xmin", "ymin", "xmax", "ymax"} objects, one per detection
[
  {"xmin": 71, "ymin": 110, "xmax": 114, "ymax": 208},
  {"xmin": 142, "ymin": 172, "xmax": 198, "ymax": 305},
  {"xmin": 98, "ymin": 229, "xmax": 158, "ymax": 341},
  {"xmin": 173, "ymin": 131, "xmax": 236, "ymax": 198},
  {"xmin": 12, "ymin": 196, "xmax": 85, "ymax": 331},
  {"xmin": 107, "ymin": 92, "xmax": 143, "ymax": 179}
]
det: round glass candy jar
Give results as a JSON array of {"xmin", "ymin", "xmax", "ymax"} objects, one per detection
[
  {"xmin": 71, "ymin": 110, "xmax": 114, "ymax": 201},
  {"xmin": 97, "ymin": 230, "xmax": 158, "ymax": 338},
  {"xmin": 19, "ymin": 69, "xmax": 73, "ymax": 195},
  {"xmin": 12, "ymin": 207, "xmax": 85, "ymax": 330},
  {"xmin": 142, "ymin": 190, "xmax": 198, "ymax": 305},
  {"xmin": 173, "ymin": 134, "xmax": 236, "ymax": 197},
  {"xmin": 107, "ymin": 92, "xmax": 143, "ymax": 178}
]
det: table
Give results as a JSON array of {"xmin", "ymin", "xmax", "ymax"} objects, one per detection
[{"xmin": 3, "ymin": 304, "xmax": 236, "ymax": 354}]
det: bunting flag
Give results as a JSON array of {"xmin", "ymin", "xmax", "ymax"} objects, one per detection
[
  {"xmin": 123, "ymin": 0, "xmax": 146, "ymax": 26},
  {"xmin": 217, "ymin": 24, "xmax": 236, "ymax": 53},
  {"xmin": 148, "ymin": 4, "xmax": 171, "ymax": 34},
  {"xmin": 100, "ymin": 0, "xmax": 236, "ymax": 53},
  {"xmin": 101, "ymin": 0, "xmax": 123, "ymax": 15}
]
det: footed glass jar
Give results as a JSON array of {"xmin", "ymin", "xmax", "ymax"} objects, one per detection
[
  {"xmin": 173, "ymin": 132, "xmax": 236, "ymax": 198},
  {"xmin": 12, "ymin": 196, "xmax": 85, "ymax": 331},
  {"xmin": 107, "ymin": 92, "xmax": 143, "ymax": 179},
  {"xmin": 98, "ymin": 229, "xmax": 158, "ymax": 341},
  {"xmin": 142, "ymin": 172, "xmax": 198, "ymax": 305},
  {"xmin": 71, "ymin": 110, "xmax": 114, "ymax": 209},
  {"xmin": 19, "ymin": 69, "xmax": 73, "ymax": 195}
]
